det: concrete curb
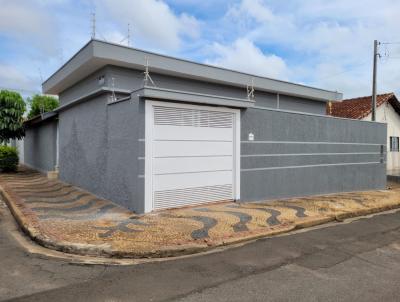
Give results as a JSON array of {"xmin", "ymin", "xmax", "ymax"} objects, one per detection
[
  {"xmin": 334, "ymin": 204, "xmax": 400, "ymax": 221},
  {"xmin": 0, "ymin": 184, "xmax": 113, "ymax": 257},
  {"xmin": 2, "ymin": 183, "xmax": 400, "ymax": 259}
]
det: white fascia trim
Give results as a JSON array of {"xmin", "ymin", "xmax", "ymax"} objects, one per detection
[
  {"xmin": 241, "ymin": 161, "xmax": 382, "ymax": 172},
  {"xmin": 144, "ymin": 100, "xmax": 154, "ymax": 213},
  {"xmin": 241, "ymin": 140, "xmax": 384, "ymax": 146}
]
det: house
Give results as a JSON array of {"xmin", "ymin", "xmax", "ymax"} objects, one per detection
[
  {"xmin": 327, "ymin": 93, "xmax": 400, "ymax": 171},
  {"xmin": 23, "ymin": 39, "xmax": 387, "ymax": 213}
]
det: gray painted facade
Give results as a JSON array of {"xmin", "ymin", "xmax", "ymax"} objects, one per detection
[
  {"xmin": 59, "ymin": 65, "xmax": 326, "ymax": 115},
  {"xmin": 24, "ymin": 119, "xmax": 58, "ymax": 173},
  {"xmin": 56, "ymin": 92, "xmax": 386, "ymax": 212},
  {"xmin": 24, "ymin": 95, "xmax": 386, "ymax": 213},
  {"xmin": 59, "ymin": 94, "xmax": 144, "ymax": 213},
  {"xmin": 20, "ymin": 39, "xmax": 386, "ymax": 213},
  {"xmin": 240, "ymin": 108, "xmax": 386, "ymax": 201},
  {"xmin": 58, "ymin": 94, "xmax": 145, "ymax": 213}
]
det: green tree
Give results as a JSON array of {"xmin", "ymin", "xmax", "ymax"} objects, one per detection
[
  {"xmin": 0, "ymin": 90, "xmax": 26, "ymax": 144},
  {"xmin": 27, "ymin": 94, "xmax": 59, "ymax": 119}
]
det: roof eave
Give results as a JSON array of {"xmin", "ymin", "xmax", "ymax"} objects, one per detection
[
  {"xmin": 24, "ymin": 111, "xmax": 58, "ymax": 127},
  {"xmin": 43, "ymin": 39, "xmax": 342, "ymax": 102}
]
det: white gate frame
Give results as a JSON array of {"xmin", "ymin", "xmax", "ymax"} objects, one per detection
[{"xmin": 144, "ymin": 100, "xmax": 241, "ymax": 213}]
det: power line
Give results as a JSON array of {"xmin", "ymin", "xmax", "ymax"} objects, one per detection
[
  {"xmin": 98, "ymin": 32, "xmax": 108, "ymax": 42},
  {"xmin": 320, "ymin": 40, "xmax": 400, "ymax": 80},
  {"xmin": 319, "ymin": 59, "xmax": 370, "ymax": 80}
]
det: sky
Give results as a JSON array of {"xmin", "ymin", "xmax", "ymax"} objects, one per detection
[{"xmin": 1, "ymin": 0, "xmax": 400, "ymax": 99}]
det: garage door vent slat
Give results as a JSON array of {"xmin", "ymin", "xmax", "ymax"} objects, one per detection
[
  {"xmin": 154, "ymin": 106, "xmax": 233, "ymax": 128},
  {"xmin": 154, "ymin": 184, "xmax": 233, "ymax": 210}
]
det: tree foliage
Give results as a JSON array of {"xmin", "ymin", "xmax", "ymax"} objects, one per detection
[
  {"xmin": 0, "ymin": 90, "xmax": 26, "ymax": 143},
  {"xmin": 27, "ymin": 94, "xmax": 59, "ymax": 119}
]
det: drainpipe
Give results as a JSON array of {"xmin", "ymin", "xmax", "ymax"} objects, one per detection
[{"xmin": 55, "ymin": 120, "xmax": 59, "ymax": 171}]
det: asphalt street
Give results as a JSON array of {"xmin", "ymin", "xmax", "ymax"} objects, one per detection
[{"xmin": 2, "ymin": 196, "xmax": 400, "ymax": 302}]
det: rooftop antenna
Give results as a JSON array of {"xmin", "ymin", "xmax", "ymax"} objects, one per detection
[
  {"xmin": 91, "ymin": 11, "xmax": 96, "ymax": 39},
  {"xmin": 111, "ymin": 77, "xmax": 116, "ymax": 102},
  {"xmin": 247, "ymin": 78, "xmax": 255, "ymax": 101},
  {"xmin": 143, "ymin": 57, "xmax": 156, "ymax": 87},
  {"xmin": 120, "ymin": 23, "xmax": 131, "ymax": 46},
  {"xmin": 37, "ymin": 67, "xmax": 45, "ymax": 116}
]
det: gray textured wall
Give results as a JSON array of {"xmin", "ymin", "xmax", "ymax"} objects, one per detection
[
  {"xmin": 24, "ymin": 119, "xmax": 58, "ymax": 172},
  {"xmin": 240, "ymin": 107, "xmax": 387, "ymax": 202},
  {"xmin": 58, "ymin": 94, "xmax": 145, "ymax": 213},
  {"xmin": 107, "ymin": 66, "xmax": 326, "ymax": 114},
  {"xmin": 56, "ymin": 91, "xmax": 386, "ymax": 213},
  {"xmin": 278, "ymin": 94, "xmax": 326, "ymax": 115},
  {"xmin": 59, "ymin": 65, "xmax": 326, "ymax": 115},
  {"xmin": 59, "ymin": 67, "xmax": 108, "ymax": 106},
  {"xmin": 54, "ymin": 65, "xmax": 384, "ymax": 213}
]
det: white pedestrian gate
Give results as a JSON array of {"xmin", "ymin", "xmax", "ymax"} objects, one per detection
[{"xmin": 145, "ymin": 101, "xmax": 240, "ymax": 212}]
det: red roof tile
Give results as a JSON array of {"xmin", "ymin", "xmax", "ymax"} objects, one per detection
[{"xmin": 326, "ymin": 93, "xmax": 399, "ymax": 119}]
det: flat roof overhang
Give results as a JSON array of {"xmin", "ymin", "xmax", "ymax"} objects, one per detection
[
  {"xmin": 129, "ymin": 86, "xmax": 255, "ymax": 108},
  {"xmin": 43, "ymin": 39, "xmax": 343, "ymax": 102},
  {"xmin": 24, "ymin": 111, "xmax": 58, "ymax": 127}
]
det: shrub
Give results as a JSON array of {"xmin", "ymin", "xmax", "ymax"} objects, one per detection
[{"xmin": 0, "ymin": 145, "xmax": 19, "ymax": 172}]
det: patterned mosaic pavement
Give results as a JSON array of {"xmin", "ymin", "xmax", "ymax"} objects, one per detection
[{"xmin": 1, "ymin": 167, "xmax": 400, "ymax": 258}]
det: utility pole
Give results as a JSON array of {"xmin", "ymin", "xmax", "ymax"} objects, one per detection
[{"xmin": 371, "ymin": 40, "xmax": 380, "ymax": 121}]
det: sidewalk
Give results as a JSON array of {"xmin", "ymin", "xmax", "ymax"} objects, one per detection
[{"xmin": 1, "ymin": 167, "xmax": 400, "ymax": 258}]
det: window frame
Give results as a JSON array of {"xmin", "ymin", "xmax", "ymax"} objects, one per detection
[{"xmin": 390, "ymin": 136, "xmax": 399, "ymax": 152}]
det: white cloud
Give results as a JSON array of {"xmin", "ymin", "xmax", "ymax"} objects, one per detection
[
  {"xmin": 227, "ymin": 0, "xmax": 279, "ymax": 24},
  {"xmin": 98, "ymin": 0, "xmax": 200, "ymax": 50},
  {"xmin": 221, "ymin": 0, "xmax": 400, "ymax": 98},
  {"xmin": 0, "ymin": 64, "xmax": 40, "ymax": 94},
  {"xmin": 103, "ymin": 30, "xmax": 127, "ymax": 45},
  {"xmin": 0, "ymin": 0, "xmax": 58, "ymax": 56},
  {"xmin": 1, "ymin": 0, "xmax": 400, "ymax": 100},
  {"xmin": 206, "ymin": 38, "xmax": 290, "ymax": 80}
]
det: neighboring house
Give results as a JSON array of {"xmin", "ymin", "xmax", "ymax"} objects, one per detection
[
  {"xmin": 327, "ymin": 93, "xmax": 400, "ymax": 171},
  {"xmin": 22, "ymin": 39, "xmax": 387, "ymax": 214}
]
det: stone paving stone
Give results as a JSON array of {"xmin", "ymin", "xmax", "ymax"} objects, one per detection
[{"xmin": 1, "ymin": 167, "xmax": 400, "ymax": 258}]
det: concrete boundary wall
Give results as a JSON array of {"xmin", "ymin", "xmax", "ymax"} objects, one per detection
[
  {"xmin": 23, "ymin": 98, "xmax": 387, "ymax": 213},
  {"xmin": 240, "ymin": 107, "xmax": 387, "ymax": 202},
  {"xmin": 24, "ymin": 119, "xmax": 58, "ymax": 173},
  {"xmin": 58, "ymin": 95, "xmax": 145, "ymax": 213}
]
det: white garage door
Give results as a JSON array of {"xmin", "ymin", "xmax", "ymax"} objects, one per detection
[{"xmin": 145, "ymin": 101, "xmax": 240, "ymax": 211}]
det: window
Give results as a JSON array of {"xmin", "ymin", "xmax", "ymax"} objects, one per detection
[
  {"xmin": 390, "ymin": 136, "xmax": 399, "ymax": 152},
  {"xmin": 97, "ymin": 75, "xmax": 105, "ymax": 86}
]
